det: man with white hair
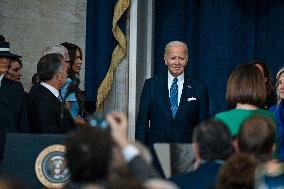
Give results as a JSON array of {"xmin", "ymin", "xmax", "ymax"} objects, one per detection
[
  {"xmin": 136, "ymin": 41, "xmax": 209, "ymax": 174},
  {"xmin": 42, "ymin": 45, "xmax": 70, "ymax": 62}
]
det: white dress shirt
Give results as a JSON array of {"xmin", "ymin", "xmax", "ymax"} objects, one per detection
[
  {"xmin": 40, "ymin": 82, "xmax": 60, "ymax": 99},
  {"xmin": 168, "ymin": 72, "xmax": 184, "ymax": 106},
  {"xmin": 122, "ymin": 144, "xmax": 140, "ymax": 162},
  {"xmin": 0, "ymin": 74, "xmax": 4, "ymax": 87}
]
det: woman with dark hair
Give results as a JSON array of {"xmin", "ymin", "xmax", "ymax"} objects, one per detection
[
  {"xmin": 215, "ymin": 64, "xmax": 275, "ymax": 137},
  {"xmin": 60, "ymin": 42, "xmax": 86, "ymax": 126},
  {"xmin": 251, "ymin": 60, "xmax": 277, "ymax": 109}
]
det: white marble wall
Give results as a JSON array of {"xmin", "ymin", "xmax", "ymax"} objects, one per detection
[
  {"xmin": 0, "ymin": 0, "xmax": 154, "ymax": 129},
  {"xmin": 0, "ymin": 0, "xmax": 86, "ymax": 91}
]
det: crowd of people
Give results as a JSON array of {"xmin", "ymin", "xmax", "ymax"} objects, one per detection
[{"xmin": 0, "ymin": 36, "xmax": 283, "ymax": 189}]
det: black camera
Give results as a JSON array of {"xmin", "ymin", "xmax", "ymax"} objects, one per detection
[{"xmin": 85, "ymin": 113, "xmax": 110, "ymax": 130}]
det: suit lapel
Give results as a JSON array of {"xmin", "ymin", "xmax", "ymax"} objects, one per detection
[
  {"xmin": 41, "ymin": 84, "xmax": 75, "ymax": 126},
  {"xmin": 0, "ymin": 77, "xmax": 16, "ymax": 107},
  {"xmin": 174, "ymin": 76, "xmax": 192, "ymax": 119},
  {"xmin": 158, "ymin": 74, "xmax": 173, "ymax": 118},
  {"xmin": 40, "ymin": 84, "xmax": 61, "ymax": 104},
  {"xmin": 37, "ymin": 84, "xmax": 62, "ymax": 114}
]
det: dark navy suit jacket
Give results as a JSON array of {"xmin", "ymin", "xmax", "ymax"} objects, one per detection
[
  {"xmin": 135, "ymin": 73, "xmax": 209, "ymax": 145},
  {"xmin": 170, "ymin": 161, "xmax": 222, "ymax": 189},
  {"xmin": 27, "ymin": 83, "xmax": 75, "ymax": 133},
  {"xmin": 0, "ymin": 77, "xmax": 29, "ymax": 160}
]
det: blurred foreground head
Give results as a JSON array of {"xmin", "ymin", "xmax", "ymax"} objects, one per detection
[
  {"xmin": 237, "ymin": 115, "xmax": 276, "ymax": 162},
  {"xmin": 0, "ymin": 176, "xmax": 29, "ymax": 189},
  {"xmin": 193, "ymin": 118, "xmax": 232, "ymax": 161},
  {"xmin": 215, "ymin": 153, "xmax": 257, "ymax": 189},
  {"xmin": 65, "ymin": 127, "xmax": 114, "ymax": 183}
]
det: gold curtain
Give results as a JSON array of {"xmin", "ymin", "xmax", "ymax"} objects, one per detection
[{"xmin": 96, "ymin": 0, "xmax": 130, "ymax": 112}]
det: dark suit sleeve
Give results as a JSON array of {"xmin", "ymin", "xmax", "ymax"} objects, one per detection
[
  {"xmin": 136, "ymin": 79, "xmax": 151, "ymax": 144},
  {"xmin": 198, "ymin": 85, "xmax": 209, "ymax": 122},
  {"xmin": 169, "ymin": 175, "xmax": 185, "ymax": 189},
  {"xmin": 17, "ymin": 92, "xmax": 29, "ymax": 132},
  {"xmin": 127, "ymin": 155, "xmax": 160, "ymax": 181}
]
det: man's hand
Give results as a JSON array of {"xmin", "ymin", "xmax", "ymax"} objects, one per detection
[{"xmin": 105, "ymin": 112, "xmax": 128, "ymax": 148}]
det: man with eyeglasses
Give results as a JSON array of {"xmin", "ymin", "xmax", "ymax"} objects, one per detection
[{"xmin": 27, "ymin": 53, "xmax": 75, "ymax": 133}]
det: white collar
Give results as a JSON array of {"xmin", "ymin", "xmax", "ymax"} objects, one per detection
[
  {"xmin": 0, "ymin": 74, "xmax": 4, "ymax": 85},
  {"xmin": 40, "ymin": 82, "xmax": 60, "ymax": 98},
  {"xmin": 168, "ymin": 71, "xmax": 184, "ymax": 82}
]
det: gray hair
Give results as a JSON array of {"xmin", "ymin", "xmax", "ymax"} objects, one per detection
[
  {"xmin": 276, "ymin": 67, "xmax": 284, "ymax": 103},
  {"xmin": 164, "ymin": 41, "xmax": 188, "ymax": 59},
  {"xmin": 37, "ymin": 53, "xmax": 64, "ymax": 82},
  {"xmin": 42, "ymin": 45, "xmax": 69, "ymax": 61}
]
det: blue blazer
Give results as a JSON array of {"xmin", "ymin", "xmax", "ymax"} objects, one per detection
[
  {"xmin": 269, "ymin": 101, "xmax": 284, "ymax": 161},
  {"xmin": 170, "ymin": 161, "xmax": 222, "ymax": 189},
  {"xmin": 135, "ymin": 73, "xmax": 209, "ymax": 144}
]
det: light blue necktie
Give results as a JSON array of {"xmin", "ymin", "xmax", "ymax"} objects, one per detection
[
  {"xmin": 58, "ymin": 94, "xmax": 63, "ymax": 102},
  {"xmin": 170, "ymin": 77, "xmax": 178, "ymax": 117}
]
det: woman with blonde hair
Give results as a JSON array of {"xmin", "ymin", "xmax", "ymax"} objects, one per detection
[{"xmin": 269, "ymin": 67, "xmax": 284, "ymax": 161}]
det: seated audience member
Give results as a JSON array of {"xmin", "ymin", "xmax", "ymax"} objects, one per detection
[
  {"xmin": 251, "ymin": 60, "xmax": 276, "ymax": 109},
  {"xmin": 27, "ymin": 53, "xmax": 75, "ymax": 133},
  {"xmin": 64, "ymin": 126, "xmax": 114, "ymax": 189},
  {"xmin": 0, "ymin": 40, "xmax": 29, "ymax": 163},
  {"xmin": 237, "ymin": 115, "xmax": 284, "ymax": 188},
  {"xmin": 255, "ymin": 160, "xmax": 284, "ymax": 189},
  {"xmin": 237, "ymin": 115, "xmax": 276, "ymax": 162},
  {"xmin": 144, "ymin": 179, "xmax": 179, "ymax": 189},
  {"xmin": 106, "ymin": 112, "xmax": 160, "ymax": 182},
  {"xmin": 72, "ymin": 179, "xmax": 146, "ymax": 189},
  {"xmin": 170, "ymin": 118, "xmax": 233, "ymax": 189},
  {"xmin": 215, "ymin": 64, "xmax": 275, "ymax": 137},
  {"xmin": 269, "ymin": 67, "xmax": 284, "ymax": 161},
  {"xmin": 108, "ymin": 178, "xmax": 146, "ymax": 189},
  {"xmin": 75, "ymin": 185, "xmax": 105, "ymax": 189},
  {"xmin": 0, "ymin": 176, "xmax": 29, "ymax": 189},
  {"xmin": 6, "ymin": 58, "xmax": 23, "ymax": 82},
  {"xmin": 64, "ymin": 113, "xmax": 154, "ymax": 189},
  {"xmin": 61, "ymin": 42, "xmax": 86, "ymax": 126},
  {"xmin": 110, "ymin": 140, "xmax": 155, "ymax": 183},
  {"xmin": 214, "ymin": 153, "xmax": 257, "ymax": 189}
]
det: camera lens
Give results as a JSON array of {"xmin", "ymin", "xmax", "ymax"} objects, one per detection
[{"xmin": 87, "ymin": 114, "xmax": 110, "ymax": 130}]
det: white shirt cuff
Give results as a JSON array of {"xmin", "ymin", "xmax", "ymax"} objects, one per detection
[{"xmin": 122, "ymin": 144, "xmax": 140, "ymax": 162}]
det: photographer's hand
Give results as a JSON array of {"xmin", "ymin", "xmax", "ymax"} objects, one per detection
[{"xmin": 105, "ymin": 112, "xmax": 128, "ymax": 148}]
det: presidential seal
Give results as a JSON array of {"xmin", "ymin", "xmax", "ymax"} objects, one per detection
[{"xmin": 35, "ymin": 144, "xmax": 70, "ymax": 188}]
